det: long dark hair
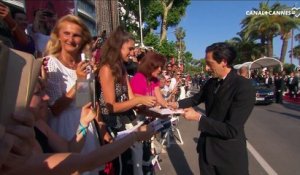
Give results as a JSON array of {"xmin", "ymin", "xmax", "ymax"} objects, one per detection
[{"xmin": 100, "ymin": 26, "xmax": 134, "ymax": 82}]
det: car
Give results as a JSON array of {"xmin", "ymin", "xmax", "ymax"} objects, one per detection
[{"xmin": 251, "ymin": 79, "xmax": 274, "ymax": 104}]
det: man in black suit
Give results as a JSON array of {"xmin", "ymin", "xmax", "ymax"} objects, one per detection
[
  {"xmin": 264, "ymin": 71, "xmax": 273, "ymax": 88},
  {"xmin": 169, "ymin": 42, "xmax": 255, "ymax": 175},
  {"xmin": 274, "ymin": 72, "xmax": 284, "ymax": 103},
  {"xmin": 287, "ymin": 72, "xmax": 299, "ymax": 98}
]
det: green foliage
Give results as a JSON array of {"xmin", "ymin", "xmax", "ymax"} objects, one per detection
[
  {"xmin": 184, "ymin": 51, "xmax": 193, "ymax": 64},
  {"xmin": 184, "ymin": 63, "xmax": 202, "ymax": 74},
  {"xmin": 226, "ymin": 35, "xmax": 263, "ymax": 64},
  {"xmin": 167, "ymin": 0, "xmax": 190, "ymax": 27},
  {"xmin": 144, "ymin": 32, "xmax": 177, "ymax": 59},
  {"xmin": 120, "ymin": 0, "xmax": 190, "ymax": 40},
  {"xmin": 184, "ymin": 58, "xmax": 205, "ymax": 74},
  {"xmin": 157, "ymin": 39, "xmax": 177, "ymax": 58},
  {"xmin": 144, "ymin": 33, "xmax": 160, "ymax": 49},
  {"xmin": 240, "ymin": 2, "xmax": 300, "ymax": 61},
  {"xmin": 143, "ymin": 0, "xmax": 162, "ymax": 31},
  {"xmin": 283, "ymin": 63, "xmax": 296, "ymax": 74}
]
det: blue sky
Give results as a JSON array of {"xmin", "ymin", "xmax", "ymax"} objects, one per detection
[{"xmin": 167, "ymin": 0, "xmax": 300, "ymax": 65}]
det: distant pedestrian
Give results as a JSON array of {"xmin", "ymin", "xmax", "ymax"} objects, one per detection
[
  {"xmin": 274, "ymin": 72, "xmax": 284, "ymax": 103},
  {"xmin": 287, "ymin": 72, "xmax": 298, "ymax": 98},
  {"xmin": 264, "ymin": 71, "xmax": 273, "ymax": 88},
  {"xmin": 239, "ymin": 66, "xmax": 249, "ymax": 79}
]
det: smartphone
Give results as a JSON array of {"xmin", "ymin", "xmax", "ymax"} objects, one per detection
[{"xmin": 81, "ymin": 53, "xmax": 92, "ymax": 74}]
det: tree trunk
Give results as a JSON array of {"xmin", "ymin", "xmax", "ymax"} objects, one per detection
[
  {"xmin": 260, "ymin": 35, "xmax": 267, "ymax": 56},
  {"xmin": 160, "ymin": 9, "xmax": 168, "ymax": 45},
  {"xmin": 159, "ymin": 0, "xmax": 174, "ymax": 45},
  {"xmin": 267, "ymin": 37, "xmax": 273, "ymax": 57},
  {"xmin": 110, "ymin": 0, "xmax": 119, "ymax": 31},
  {"xmin": 95, "ymin": 0, "xmax": 119, "ymax": 36},
  {"xmin": 280, "ymin": 38, "xmax": 289, "ymax": 63}
]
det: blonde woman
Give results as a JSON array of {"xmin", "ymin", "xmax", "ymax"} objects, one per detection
[{"xmin": 43, "ymin": 15, "xmax": 99, "ymax": 159}]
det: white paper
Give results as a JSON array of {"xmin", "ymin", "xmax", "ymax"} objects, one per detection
[
  {"xmin": 115, "ymin": 121, "xmax": 144, "ymax": 140},
  {"xmin": 148, "ymin": 107, "xmax": 184, "ymax": 115}
]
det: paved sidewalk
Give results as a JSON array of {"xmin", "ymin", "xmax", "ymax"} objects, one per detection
[{"xmin": 154, "ymin": 108, "xmax": 202, "ymax": 175}]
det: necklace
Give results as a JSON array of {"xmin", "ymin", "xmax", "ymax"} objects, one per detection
[{"xmin": 59, "ymin": 55, "xmax": 78, "ymax": 70}]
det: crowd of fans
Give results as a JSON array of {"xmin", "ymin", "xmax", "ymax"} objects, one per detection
[
  {"xmin": 1, "ymin": 2, "xmax": 299, "ymax": 174},
  {"xmin": 0, "ymin": 3, "xmax": 194, "ymax": 174}
]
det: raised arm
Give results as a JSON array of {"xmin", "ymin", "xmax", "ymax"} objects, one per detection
[
  {"xmin": 45, "ymin": 103, "xmax": 96, "ymax": 153},
  {"xmin": 0, "ymin": 2, "xmax": 29, "ymax": 46},
  {"xmin": 49, "ymin": 61, "xmax": 89, "ymax": 116},
  {"xmin": 8, "ymin": 124, "xmax": 155, "ymax": 175}
]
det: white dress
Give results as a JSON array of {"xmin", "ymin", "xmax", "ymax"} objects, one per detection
[{"xmin": 46, "ymin": 55, "xmax": 101, "ymax": 174}]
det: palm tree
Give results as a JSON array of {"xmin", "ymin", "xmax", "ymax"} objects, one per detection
[
  {"xmin": 289, "ymin": 33, "xmax": 300, "ymax": 65},
  {"xmin": 290, "ymin": 45, "xmax": 300, "ymax": 65},
  {"xmin": 175, "ymin": 27, "xmax": 186, "ymax": 63},
  {"xmin": 241, "ymin": 2, "xmax": 282, "ymax": 57},
  {"xmin": 277, "ymin": 6, "xmax": 300, "ymax": 63},
  {"xmin": 227, "ymin": 34, "xmax": 262, "ymax": 63}
]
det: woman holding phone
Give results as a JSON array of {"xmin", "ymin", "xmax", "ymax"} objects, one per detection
[{"xmin": 43, "ymin": 15, "xmax": 99, "ymax": 161}]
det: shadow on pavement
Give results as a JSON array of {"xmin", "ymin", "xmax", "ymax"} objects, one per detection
[
  {"xmin": 282, "ymin": 102, "xmax": 300, "ymax": 112},
  {"xmin": 166, "ymin": 142, "xmax": 194, "ymax": 175},
  {"xmin": 266, "ymin": 109, "xmax": 300, "ymax": 119}
]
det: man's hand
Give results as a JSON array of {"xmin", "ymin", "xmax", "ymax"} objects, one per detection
[{"xmin": 182, "ymin": 107, "xmax": 201, "ymax": 121}]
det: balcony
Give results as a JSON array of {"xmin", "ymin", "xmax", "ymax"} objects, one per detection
[{"xmin": 77, "ymin": 0, "xmax": 95, "ymax": 21}]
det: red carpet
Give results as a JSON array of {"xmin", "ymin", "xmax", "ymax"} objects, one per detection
[{"xmin": 283, "ymin": 93, "xmax": 300, "ymax": 105}]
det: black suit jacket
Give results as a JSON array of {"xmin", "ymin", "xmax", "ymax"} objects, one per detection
[
  {"xmin": 178, "ymin": 70, "xmax": 255, "ymax": 168},
  {"xmin": 274, "ymin": 77, "xmax": 284, "ymax": 91},
  {"xmin": 287, "ymin": 77, "xmax": 298, "ymax": 91}
]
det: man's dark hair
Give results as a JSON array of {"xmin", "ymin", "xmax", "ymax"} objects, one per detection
[{"xmin": 205, "ymin": 42, "xmax": 236, "ymax": 66}]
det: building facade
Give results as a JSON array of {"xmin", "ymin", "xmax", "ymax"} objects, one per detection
[{"xmin": 3, "ymin": 0, "xmax": 97, "ymax": 36}]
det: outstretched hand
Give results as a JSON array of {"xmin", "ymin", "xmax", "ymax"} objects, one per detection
[
  {"xmin": 138, "ymin": 96, "xmax": 157, "ymax": 107},
  {"xmin": 80, "ymin": 102, "xmax": 97, "ymax": 127},
  {"xmin": 182, "ymin": 107, "xmax": 201, "ymax": 121}
]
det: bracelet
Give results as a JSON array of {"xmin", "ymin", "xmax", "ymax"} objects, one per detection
[
  {"xmin": 77, "ymin": 122, "xmax": 88, "ymax": 137},
  {"xmin": 11, "ymin": 22, "xmax": 18, "ymax": 32}
]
